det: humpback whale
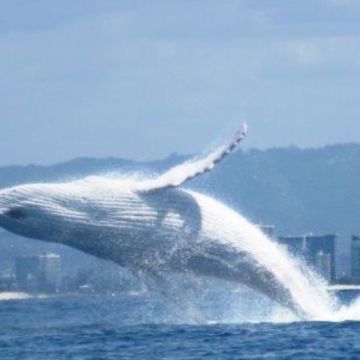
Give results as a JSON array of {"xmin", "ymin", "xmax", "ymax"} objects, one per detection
[{"xmin": 0, "ymin": 125, "xmax": 334, "ymax": 319}]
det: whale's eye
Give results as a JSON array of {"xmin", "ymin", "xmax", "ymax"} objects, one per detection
[{"xmin": 4, "ymin": 208, "xmax": 28, "ymax": 220}]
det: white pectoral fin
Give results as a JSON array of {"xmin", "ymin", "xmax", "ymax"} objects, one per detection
[{"xmin": 137, "ymin": 123, "xmax": 247, "ymax": 192}]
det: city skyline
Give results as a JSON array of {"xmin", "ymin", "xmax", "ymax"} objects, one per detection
[{"xmin": 2, "ymin": 229, "xmax": 360, "ymax": 295}]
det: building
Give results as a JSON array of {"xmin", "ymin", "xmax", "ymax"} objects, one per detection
[
  {"xmin": 315, "ymin": 250, "xmax": 332, "ymax": 282},
  {"xmin": 278, "ymin": 235, "xmax": 307, "ymax": 258},
  {"xmin": 351, "ymin": 235, "xmax": 360, "ymax": 282},
  {"xmin": 257, "ymin": 225, "xmax": 276, "ymax": 239},
  {"xmin": 306, "ymin": 234, "xmax": 336, "ymax": 282},
  {"xmin": 15, "ymin": 253, "xmax": 61, "ymax": 293},
  {"xmin": 0, "ymin": 271, "xmax": 16, "ymax": 292},
  {"xmin": 39, "ymin": 253, "xmax": 61, "ymax": 293},
  {"xmin": 15, "ymin": 255, "xmax": 42, "ymax": 293},
  {"xmin": 278, "ymin": 234, "xmax": 336, "ymax": 283}
]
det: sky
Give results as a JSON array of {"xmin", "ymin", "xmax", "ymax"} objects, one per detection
[{"xmin": 1, "ymin": 0, "xmax": 360, "ymax": 166}]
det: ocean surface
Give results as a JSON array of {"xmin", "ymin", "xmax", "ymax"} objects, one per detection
[{"xmin": 0, "ymin": 291, "xmax": 359, "ymax": 360}]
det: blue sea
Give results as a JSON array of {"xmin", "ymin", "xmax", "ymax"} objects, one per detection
[{"xmin": 0, "ymin": 292, "xmax": 359, "ymax": 360}]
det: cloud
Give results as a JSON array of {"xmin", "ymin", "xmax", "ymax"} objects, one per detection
[{"xmin": 0, "ymin": 1, "xmax": 360, "ymax": 165}]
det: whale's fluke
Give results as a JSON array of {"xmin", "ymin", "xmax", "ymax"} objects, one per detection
[{"xmin": 137, "ymin": 123, "xmax": 247, "ymax": 192}]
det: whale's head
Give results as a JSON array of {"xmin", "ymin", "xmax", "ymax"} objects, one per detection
[{"xmin": 0, "ymin": 183, "xmax": 89, "ymax": 243}]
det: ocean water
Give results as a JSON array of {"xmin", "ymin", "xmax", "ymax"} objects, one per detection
[{"xmin": 1, "ymin": 292, "xmax": 359, "ymax": 360}]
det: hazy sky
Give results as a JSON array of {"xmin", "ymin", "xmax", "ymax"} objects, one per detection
[{"xmin": 1, "ymin": 0, "xmax": 360, "ymax": 165}]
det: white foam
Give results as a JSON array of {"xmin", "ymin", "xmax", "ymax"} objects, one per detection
[{"xmin": 0, "ymin": 292, "xmax": 31, "ymax": 301}]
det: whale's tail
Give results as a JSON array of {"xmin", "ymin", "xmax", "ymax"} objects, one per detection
[{"xmin": 137, "ymin": 123, "xmax": 247, "ymax": 192}]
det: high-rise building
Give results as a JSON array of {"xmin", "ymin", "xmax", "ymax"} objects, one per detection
[
  {"xmin": 315, "ymin": 250, "xmax": 332, "ymax": 282},
  {"xmin": 351, "ymin": 235, "xmax": 360, "ymax": 282},
  {"xmin": 306, "ymin": 234, "xmax": 336, "ymax": 282},
  {"xmin": 278, "ymin": 235, "xmax": 307, "ymax": 258},
  {"xmin": 15, "ymin": 253, "xmax": 61, "ymax": 293},
  {"xmin": 39, "ymin": 253, "xmax": 61, "ymax": 293},
  {"xmin": 278, "ymin": 234, "xmax": 336, "ymax": 283}
]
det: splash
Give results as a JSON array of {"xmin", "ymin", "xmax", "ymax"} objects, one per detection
[
  {"xmin": 333, "ymin": 296, "xmax": 360, "ymax": 321},
  {"xmin": 73, "ymin": 175, "xmax": 358, "ymax": 322},
  {"xmin": 0, "ymin": 123, "xmax": 359, "ymax": 323},
  {"xmin": 179, "ymin": 191, "xmax": 339, "ymax": 321}
]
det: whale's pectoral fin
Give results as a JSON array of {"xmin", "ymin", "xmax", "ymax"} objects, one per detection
[{"xmin": 136, "ymin": 123, "xmax": 247, "ymax": 192}]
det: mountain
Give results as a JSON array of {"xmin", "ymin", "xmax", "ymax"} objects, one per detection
[{"xmin": 0, "ymin": 144, "xmax": 359, "ymax": 274}]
